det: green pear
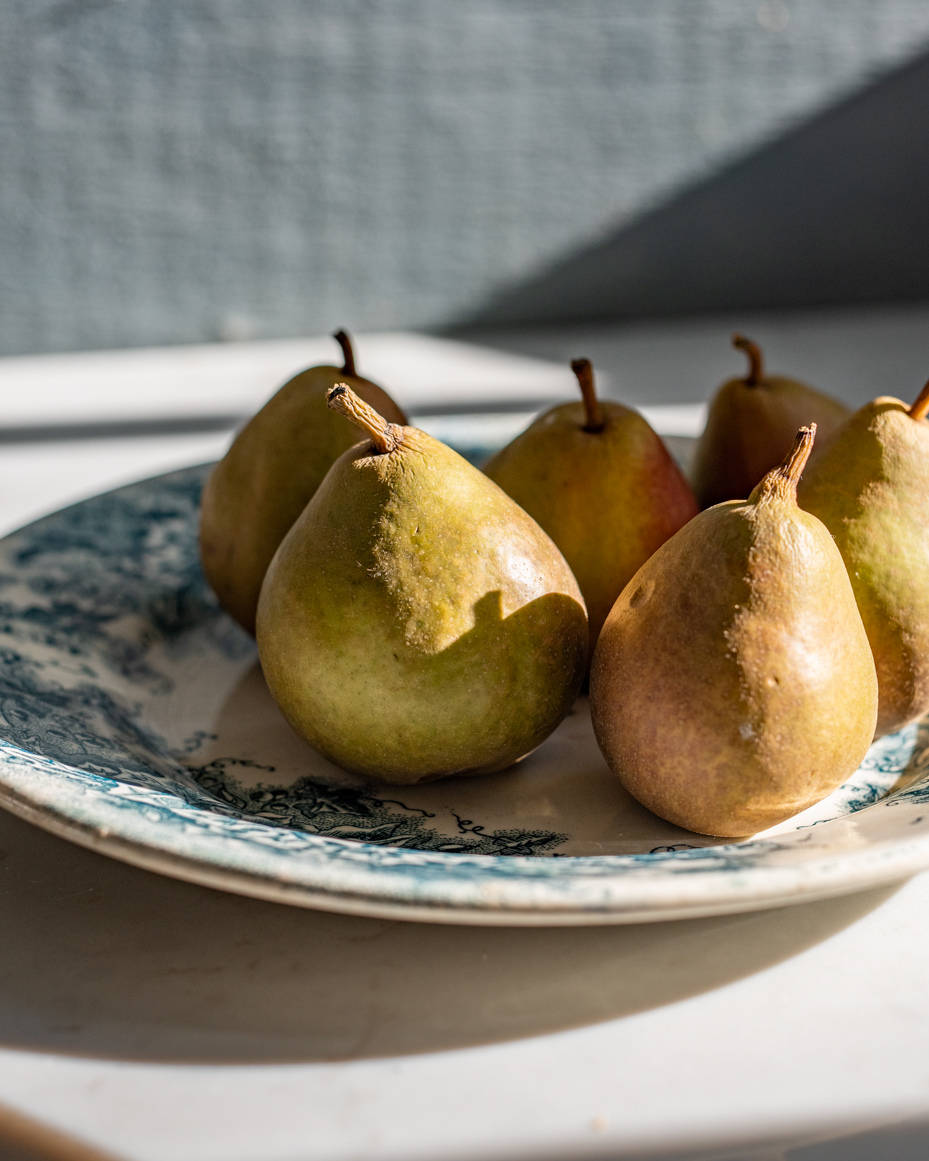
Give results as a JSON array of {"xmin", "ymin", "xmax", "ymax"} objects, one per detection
[
  {"xmin": 798, "ymin": 381, "xmax": 929, "ymax": 736},
  {"xmin": 483, "ymin": 359, "xmax": 698, "ymax": 660},
  {"xmin": 256, "ymin": 384, "xmax": 588, "ymax": 784},
  {"xmin": 591, "ymin": 426, "xmax": 877, "ymax": 837},
  {"xmin": 200, "ymin": 332, "xmax": 407, "ymax": 634},
  {"xmin": 691, "ymin": 334, "xmax": 850, "ymax": 509}
]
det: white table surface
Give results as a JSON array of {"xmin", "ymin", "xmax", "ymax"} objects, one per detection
[
  {"xmin": 0, "ymin": 331, "xmax": 582, "ymax": 538},
  {"xmin": 0, "ymin": 313, "xmax": 928, "ymax": 1161}
]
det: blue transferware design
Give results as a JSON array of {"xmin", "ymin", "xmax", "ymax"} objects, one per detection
[
  {"xmin": 188, "ymin": 757, "xmax": 568, "ymax": 856},
  {"xmin": 0, "ymin": 464, "xmax": 926, "ymax": 924}
]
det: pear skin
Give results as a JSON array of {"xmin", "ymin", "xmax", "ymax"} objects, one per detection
[
  {"xmin": 691, "ymin": 334, "xmax": 850, "ymax": 509},
  {"xmin": 256, "ymin": 385, "xmax": 588, "ymax": 784},
  {"xmin": 484, "ymin": 359, "xmax": 698, "ymax": 660},
  {"xmin": 798, "ymin": 382, "xmax": 929, "ymax": 736},
  {"xmin": 200, "ymin": 332, "xmax": 407, "ymax": 634},
  {"xmin": 590, "ymin": 426, "xmax": 878, "ymax": 837}
]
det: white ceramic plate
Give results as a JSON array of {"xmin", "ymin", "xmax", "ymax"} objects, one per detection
[{"xmin": 0, "ymin": 464, "xmax": 927, "ymax": 925}]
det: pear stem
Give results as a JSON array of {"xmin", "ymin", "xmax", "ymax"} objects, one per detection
[
  {"xmin": 750, "ymin": 424, "xmax": 816, "ymax": 504},
  {"xmin": 333, "ymin": 330, "xmax": 356, "ymax": 377},
  {"xmin": 571, "ymin": 358, "xmax": 604, "ymax": 432},
  {"xmin": 327, "ymin": 383, "xmax": 401, "ymax": 454},
  {"xmin": 733, "ymin": 334, "xmax": 763, "ymax": 386},
  {"xmin": 909, "ymin": 379, "xmax": 929, "ymax": 422}
]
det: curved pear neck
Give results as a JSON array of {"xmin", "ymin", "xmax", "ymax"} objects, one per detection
[
  {"xmin": 333, "ymin": 330, "xmax": 357, "ymax": 377},
  {"xmin": 908, "ymin": 378, "xmax": 929, "ymax": 422},
  {"xmin": 570, "ymin": 358, "xmax": 605, "ymax": 432},
  {"xmin": 327, "ymin": 383, "xmax": 401, "ymax": 454},
  {"xmin": 732, "ymin": 334, "xmax": 764, "ymax": 387},
  {"xmin": 749, "ymin": 424, "xmax": 816, "ymax": 505}
]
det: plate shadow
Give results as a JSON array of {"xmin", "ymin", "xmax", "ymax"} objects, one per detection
[{"xmin": 0, "ymin": 807, "xmax": 900, "ymax": 1064}]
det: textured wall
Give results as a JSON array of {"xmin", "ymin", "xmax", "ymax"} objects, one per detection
[
  {"xmin": 3, "ymin": 1, "xmax": 929, "ymax": 355},
  {"xmin": 460, "ymin": 51, "xmax": 929, "ymax": 327}
]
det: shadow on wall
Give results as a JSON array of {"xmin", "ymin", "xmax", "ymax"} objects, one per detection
[{"xmin": 452, "ymin": 49, "xmax": 929, "ymax": 329}]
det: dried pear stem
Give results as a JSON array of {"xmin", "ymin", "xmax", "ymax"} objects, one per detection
[
  {"xmin": 327, "ymin": 383, "xmax": 401, "ymax": 454},
  {"xmin": 750, "ymin": 424, "xmax": 816, "ymax": 504},
  {"xmin": 733, "ymin": 334, "xmax": 763, "ymax": 386},
  {"xmin": 909, "ymin": 378, "xmax": 929, "ymax": 422},
  {"xmin": 333, "ymin": 330, "xmax": 356, "ymax": 377},
  {"xmin": 571, "ymin": 358, "xmax": 605, "ymax": 432}
]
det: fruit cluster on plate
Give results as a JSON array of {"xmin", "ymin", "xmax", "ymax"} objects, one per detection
[{"xmin": 198, "ymin": 332, "xmax": 929, "ymax": 840}]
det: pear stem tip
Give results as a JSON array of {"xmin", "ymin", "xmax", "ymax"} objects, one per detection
[
  {"xmin": 782, "ymin": 423, "xmax": 816, "ymax": 483},
  {"xmin": 732, "ymin": 333, "xmax": 764, "ymax": 386},
  {"xmin": 571, "ymin": 358, "xmax": 604, "ymax": 432},
  {"xmin": 909, "ymin": 378, "xmax": 929, "ymax": 422},
  {"xmin": 333, "ymin": 330, "xmax": 356, "ymax": 377},
  {"xmin": 326, "ymin": 382, "xmax": 400, "ymax": 454},
  {"xmin": 750, "ymin": 424, "xmax": 816, "ymax": 504}
]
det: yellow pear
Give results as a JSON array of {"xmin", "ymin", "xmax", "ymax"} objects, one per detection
[
  {"xmin": 200, "ymin": 332, "xmax": 406, "ymax": 634},
  {"xmin": 798, "ymin": 379, "xmax": 929, "ymax": 736},
  {"xmin": 256, "ymin": 384, "xmax": 588, "ymax": 785}
]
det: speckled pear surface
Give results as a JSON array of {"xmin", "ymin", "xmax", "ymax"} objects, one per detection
[
  {"xmin": 590, "ymin": 428, "xmax": 878, "ymax": 838},
  {"xmin": 484, "ymin": 360, "xmax": 697, "ymax": 660},
  {"xmin": 200, "ymin": 337, "xmax": 406, "ymax": 634},
  {"xmin": 691, "ymin": 335, "xmax": 849, "ymax": 509},
  {"xmin": 798, "ymin": 392, "xmax": 929, "ymax": 737},
  {"xmin": 256, "ymin": 394, "xmax": 588, "ymax": 784}
]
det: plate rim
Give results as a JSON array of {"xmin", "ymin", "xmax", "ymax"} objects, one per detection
[{"xmin": 1, "ymin": 744, "xmax": 928, "ymax": 926}]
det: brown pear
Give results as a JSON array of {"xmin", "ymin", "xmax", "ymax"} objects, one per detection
[
  {"xmin": 483, "ymin": 359, "xmax": 698, "ymax": 660},
  {"xmin": 590, "ymin": 426, "xmax": 878, "ymax": 837},
  {"xmin": 691, "ymin": 334, "xmax": 850, "ymax": 509},
  {"xmin": 798, "ymin": 379, "xmax": 929, "ymax": 736},
  {"xmin": 199, "ymin": 332, "xmax": 407, "ymax": 634}
]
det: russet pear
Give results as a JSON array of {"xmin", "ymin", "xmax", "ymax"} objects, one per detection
[
  {"xmin": 691, "ymin": 334, "xmax": 849, "ymax": 509},
  {"xmin": 200, "ymin": 332, "xmax": 406, "ymax": 634},
  {"xmin": 256, "ymin": 384, "xmax": 588, "ymax": 784},
  {"xmin": 484, "ymin": 359, "xmax": 698, "ymax": 660},
  {"xmin": 591, "ymin": 426, "xmax": 878, "ymax": 837}
]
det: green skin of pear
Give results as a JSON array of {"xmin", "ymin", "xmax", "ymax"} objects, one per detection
[
  {"xmin": 691, "ymin": 375, "xmax": 850, "ymax": 509},
  {"xmin": 798, "ymin": 398, "xmax": 929, "ymax": 737},
  {"xmin": 256, "ymin": 426, "xmax": 588, "ymax": 784},
  {"xmin": 590, "ymin": 465, "xmax": 878, "ymax": 838},
  {"xmin": 484, "ymin": 400, "xmax": 698, "ymax": 661},
  {"xmin": 200, "ymin": 365, "xmax": 406, "ymax": 635}
]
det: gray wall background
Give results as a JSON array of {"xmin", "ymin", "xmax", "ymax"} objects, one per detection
[{"xmin": 3, "ymin": 0, "xmax": 929, "ymax": 356}]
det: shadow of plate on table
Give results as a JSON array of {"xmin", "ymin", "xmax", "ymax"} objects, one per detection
[{"xmin": 0, "ymin": 806, "xmax": 901, "ymax": 1064}]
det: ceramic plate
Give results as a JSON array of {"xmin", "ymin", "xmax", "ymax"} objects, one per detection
[{"xmin": 0, "ymin": 463, "xmax": 927, "ymax": 925}]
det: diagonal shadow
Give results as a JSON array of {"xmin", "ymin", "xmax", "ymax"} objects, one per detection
[
  {"xmin": 449, "ymin": 49, "xmax": 929, "ymax": 329},
  {"xmin": 0, "ymin": 806, "xmax": 900, "ymax": 1064}
]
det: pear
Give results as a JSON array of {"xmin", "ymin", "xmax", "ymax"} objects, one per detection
[
  {"xmin": 590, "ymin": 426, "xmax": 878, "ymax": 837},
  {"xmin": 200, "ymin": 332, "xmax": 407, "ymax": 634},
  {"xmin": 798, "ymin": 381, "xmax": 929, "ymax": 736},
  {"xmin": 691, "ymin": 334, "xmax": 850, "ymax": 509},
  {"xmin": 256, "ymin": 384, "xmax": 588, "ymax": 784},
  {"xmin": 483, "ymin": 359, "xmax": 698, "ymax": 660}
]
